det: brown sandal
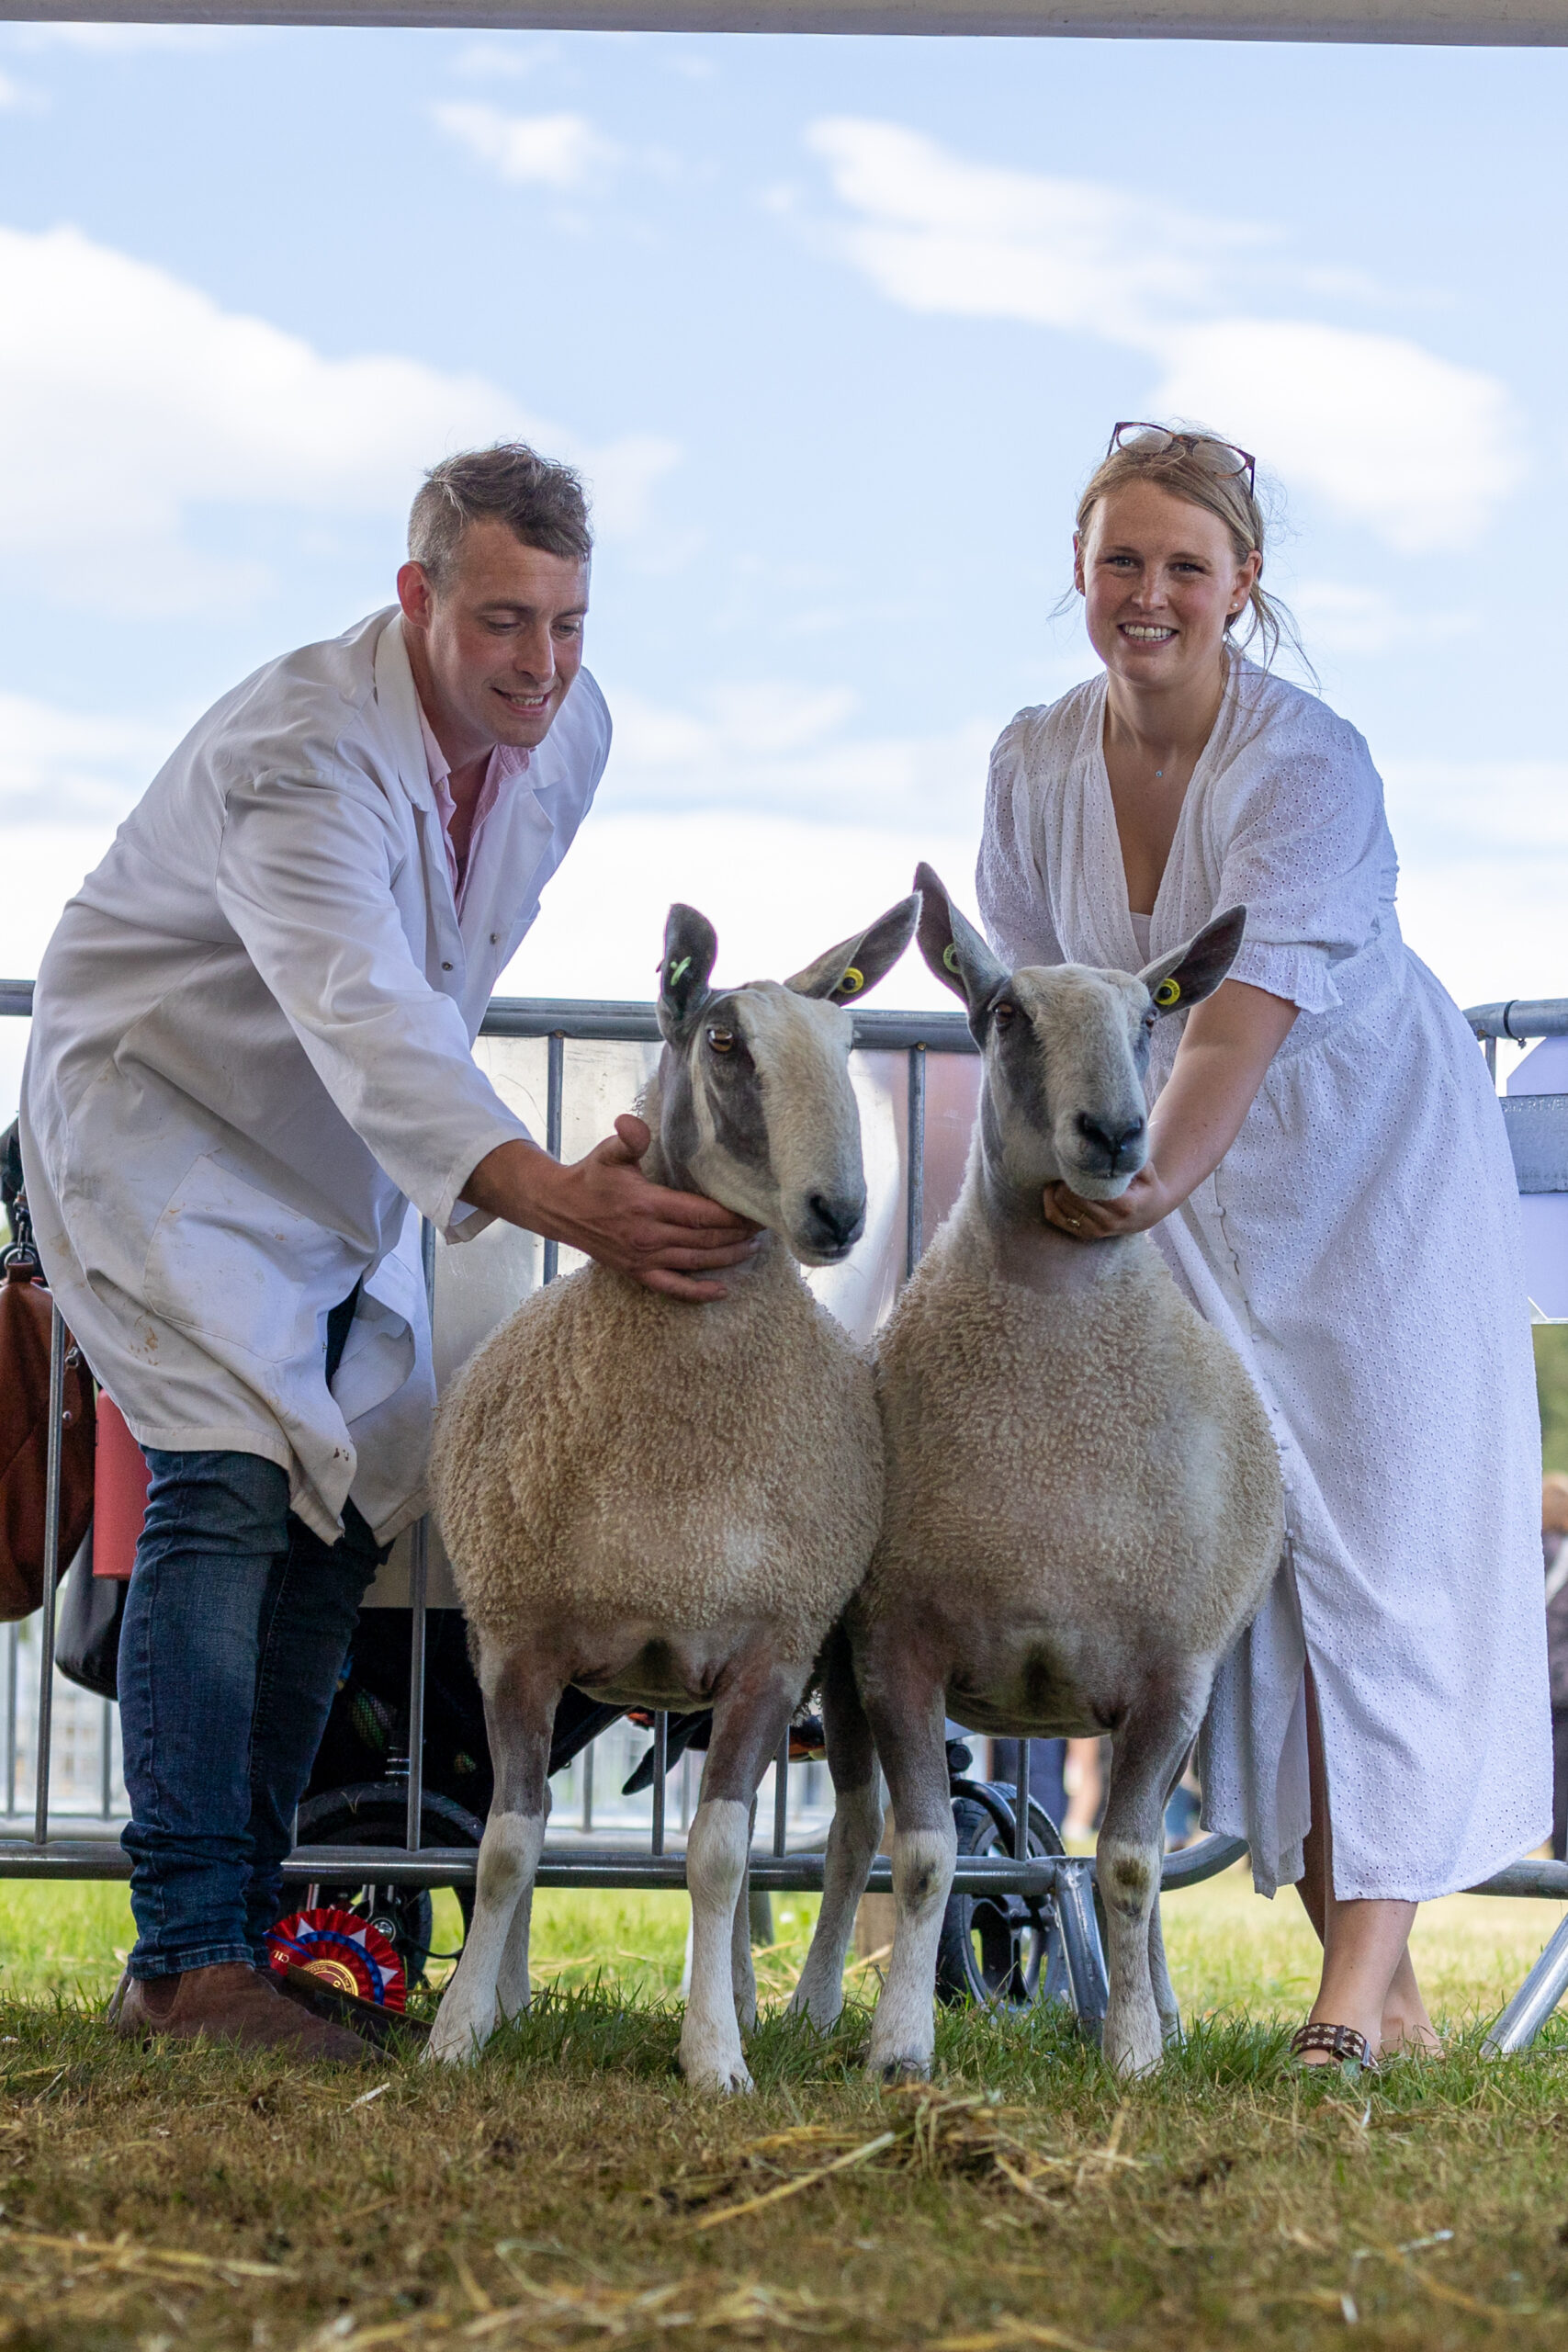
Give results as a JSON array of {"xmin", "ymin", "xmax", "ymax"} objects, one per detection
[{"xmin": 1290, "ymin": 2022, "xmax": 1378, "ymax": 2073}]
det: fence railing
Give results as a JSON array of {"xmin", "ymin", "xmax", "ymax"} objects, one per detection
[{"xmin": 7, "ymin": 979, "xmax": 1568, "ymax": 2052}]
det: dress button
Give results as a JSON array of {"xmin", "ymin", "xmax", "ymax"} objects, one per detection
[{"xmin": 441, "ymin": 960, "xmax": 453, "ymax": 972}]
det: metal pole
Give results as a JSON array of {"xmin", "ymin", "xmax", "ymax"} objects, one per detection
[
  {"xmin": 542, "ymin": 1030, "xmax": 565, "ymax": 1286},
  {"xmin": 4, "ymin": 1622, "xmax": 16, "ymax": 1820},
  {"xmin": 581, "ymin": 1737, "xmax": 593, "ymax": 1834},
  {"xmin": 773, "ymin": 1724, "xmax": 789, "ymax": 1857},
  {"xmin": 650, "ymin": 1712, "xmax": 668, "ymax": 1856},
  {"xmin": 1483, "ymin": 1911, "xmax": 1568, "ymax": 2054},
  {"xmin": 405, "ymin": 1216, "xmax": 437, "ymax": 1857},
  {"xmin": 905, "ymin": 1044, "xmax": 926, "ymax": 1283},
  {"xmin": 32, "ymin": 1306, "xmax": 66, "ymax": 1846},
  {"xmin": 1013, "ymin": 1738, "xmax": 1030, "ymax": 1862},
  {"xmin": 99, "ymin": 1695, "xmax": 113, "ymax": 1819}
]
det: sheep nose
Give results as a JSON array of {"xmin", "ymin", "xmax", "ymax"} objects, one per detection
[
  {"xmin": 806, "ymin": 1193, "xmax": 866, "ymax": 1252},
  {"xmin": 1075, "ymin": 1111, "xmax": 1145, "ymax": 1170}
]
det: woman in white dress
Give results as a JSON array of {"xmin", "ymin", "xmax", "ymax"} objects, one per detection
[{"xmin": 977, "ymin": 424, "xmax": 1550, "ymax": 2068}]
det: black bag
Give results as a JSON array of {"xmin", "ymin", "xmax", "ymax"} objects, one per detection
[{"xmin": 54, "ymin": 1524, "xmax": 128, "ymax": 1702}]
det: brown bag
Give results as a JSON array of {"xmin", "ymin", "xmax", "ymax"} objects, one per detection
[{"xmin": 0, "ymin": 1261, "xmax": 96, "ymax": 1621}]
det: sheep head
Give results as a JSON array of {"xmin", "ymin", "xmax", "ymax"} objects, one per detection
[
  {"xmin": 913, "ymin": 862, "xmax": 1246, "ymax": 1206},
  {"xmin": 651, "ymin": 894, "xmax": 920, "ymax": 1265}
]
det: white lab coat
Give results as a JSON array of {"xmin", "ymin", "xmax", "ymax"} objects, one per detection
[{"xmin": 20, "ymin": 607, "xmax": 610, "ymax": 1544}]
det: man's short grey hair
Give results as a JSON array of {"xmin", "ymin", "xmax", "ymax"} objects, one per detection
[{"xmin": 409, "ymin": 444, "xmax": 593, "ymax": 592}]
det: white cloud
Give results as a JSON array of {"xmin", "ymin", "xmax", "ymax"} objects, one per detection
[
  {"xmin": 0, "ymin": 69, "xmax": 42, "ymax": 108},
  {"xmin": 434, "ymin": 103, "xmax": 620, "ymax": 193},
  {"xmin": 807, "ymin": 118, "xmax": 1522, "ymax": 553},
  {"xmin": 1382, "ymin": 760, "xmax": 1568, "ymax": 1012},
  {"xmin": 1291, "ymin": 581, "xmax": 1475, "ymax": 658},
  {"xmin": 450, "ymin": 38, "xmax": 564, "ymax": 78},
  {"xmin": 0, "ymin": 224, "xmax": 678, "ymax": 616},
  {"xmin": 0, "ymin": 688, "xmax": 181, "ymax": 826},
  {"xmin": 601, "ymin": 679, "xmax": 994, "ymax": 831},
  {"xmin": 1156, "ymin": 321, "xmax": 1520, "ymax": 555}
]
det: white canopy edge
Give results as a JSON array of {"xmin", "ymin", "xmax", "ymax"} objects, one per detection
[{"xmin": 2, "ymin": 0, "xmax": 1566, "ymax": 37}]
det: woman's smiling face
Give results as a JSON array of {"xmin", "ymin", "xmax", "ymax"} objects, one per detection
[{"xmin": 1075, "ymin": 481, "xmax": 1260, "ymax": 695}]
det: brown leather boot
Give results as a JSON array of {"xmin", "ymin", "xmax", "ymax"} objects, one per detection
[{"xmin": 109, "ymin": 1962, "xmax": 372, "ymax": 2062}]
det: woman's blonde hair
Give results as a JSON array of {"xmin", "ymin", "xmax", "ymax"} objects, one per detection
[
  {"xmin": 1076, "ymin": 426, "xmax": 1307, "ymax": 675},
  {"xmin": 1542, "ymin": 1473, "xmax": 1568, "ymax": 1536}
]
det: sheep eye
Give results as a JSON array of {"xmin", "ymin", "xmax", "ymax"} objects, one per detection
[
  {"xmin": 705, "ymin": 1026, "xmax": 735, "ymax": 1055},
  {"xmin": 993, "ymin": 1002, "xmax": 1016, "ymax": 1031}
]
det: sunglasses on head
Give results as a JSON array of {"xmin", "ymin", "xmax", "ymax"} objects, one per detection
[{"xmin": 1108, "ymin": 423, "xmax": 1257, "ymax": 498}]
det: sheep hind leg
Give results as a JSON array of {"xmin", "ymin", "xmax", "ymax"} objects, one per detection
[
  {"xmin": 791, "ymin": 1623, "xmax": 883, "ymax": 2031},
  {"xmin": 681, "ymin": 1657, "xmax": 804, "ymax": 2096},
  {"xmin": 858, "ymin": 1657, "xmax": 954, "ymax": 2084},
  {"xmin": 427, "ymin": 1646, "xmax": 558, "ymax": 2066},
  {"xmin": 1099, "ymin": 1685, "xmax": 1203, "ymax": 2078},
  {"xmin": 730, "ymin": 1799, "xmax": 760, "ymax": 2032}
]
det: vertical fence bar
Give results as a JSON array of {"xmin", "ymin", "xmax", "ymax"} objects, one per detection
[
  {"xmin": 1013, "ymin": 1740, "xmax": 1030, "ymax": 1862},
  {"xmin": 650, "ymin": 1713, "xmax": 668, "ymax": 1857},
  {"xmin": 5, "ymin": 1622, "xmax": 17, "ymax": 1819},
  {"xmin": 580, "ymin": 1738, "xmax": 594, "ymax": 1834},
  {"xmin": 542, "ymin": 1030, "xmax": 565, "ymax": 1287},
  {"xmin": 99, "ymin": 1695, "xmax": 113, "ymax": 1819},
  {"xmin": 905, "ymin": 1044, "xmax": 926, "ymax": 1283},
  {"xmin": 1485, "ymin": 1035, "xmax": 1497, "ymax": 1082},
  {"xmin": 32, "ymin": 1307, "xmax": 66, "ymax": 1845},
  {"xmin": 773, "ymin": 1724, "xmax": 789, "ymax": 1858},
  {"xmin": 405, "ymin": 1216, "xmax": 437, "ymax": 1857}
]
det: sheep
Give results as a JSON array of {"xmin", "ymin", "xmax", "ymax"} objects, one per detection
[
  {"xmin": 790, "ymin": 865, "xmax": 1283, "ymax": 2079},
  {"xmin": 426, "ymin": 891, "xmax": 920, "ymax": 2091}
]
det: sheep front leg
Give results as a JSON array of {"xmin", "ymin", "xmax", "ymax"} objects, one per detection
[
  {"xmin": 791, "ymin": 1623, "xmax": 883, "ymax": 2030},
  {"xmin": 1098, "ymin": 1682, "xmax": 1203, "ymax": 2078},
  {"xmin": 682, "ymin": 1658, "xmax": 803, "ymax": 2096},
  {"xmin": 428, "ymin": 1646, "xmax": 557, "ymax": 2067},
  {"xmin": 858, "ymin": 1653, "xmax": 953, "ymax": 2083}
]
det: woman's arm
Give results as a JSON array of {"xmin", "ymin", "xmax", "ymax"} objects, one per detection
[{"xmin": 1044, "ymin": 977, "xmax": 1298, "ymax": 1240}]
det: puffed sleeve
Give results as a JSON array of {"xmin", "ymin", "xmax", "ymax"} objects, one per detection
[
  {"xmin": 976, "ymin": 713, "xmax": 1069, "ymax": 968},
  {"xmin": 214, "ymin": 765, "xmax": 531, "ymax": 1238},
  {"xmin": 1213, "ymin": 708, "xmax": 1393, "ymax": 1016}
]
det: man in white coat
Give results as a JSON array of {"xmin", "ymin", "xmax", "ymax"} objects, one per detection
[{"xmin": 20, "ymin": 444, "xmax": 754, "ymax": 2059}]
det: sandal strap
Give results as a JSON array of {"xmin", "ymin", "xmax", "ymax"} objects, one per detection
[{"xmin": 1290, "ymin": 2021, "xmax": 1378, "ymax": 2070}]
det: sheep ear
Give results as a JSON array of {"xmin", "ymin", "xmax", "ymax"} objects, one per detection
[
  {"xmin": 784, "ymin": 893, "xmax": 921, "ymax": 1004},
  {"xmin": 914, "ymin": 862, "xmax": 1010, "ymax": 1038},
  {"xmin": 1139, "ymin": 905, "xmax": 1247, "ymax": 1017},
  {"xmin": 657, "ymin": 903, "xmax": 719, "ymax": 1042}
]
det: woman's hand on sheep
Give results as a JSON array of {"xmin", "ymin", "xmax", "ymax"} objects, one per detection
[
  {"xmin": 462, "ymin": 1120, "xmax": 761, "ymax": 1301},
  {"xmin": 1044, "ymin": 1170, "xmax": 1176, "ymax": 1240}
]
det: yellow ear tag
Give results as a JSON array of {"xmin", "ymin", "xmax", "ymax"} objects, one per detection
[
  {"xmin": 942, "ymin": 943, "xmax": 961, "ymax": 975},
  {"xmin": 667, "ymin": 956, "xmax": 693, "ymax": 988},
  {"xmin": 1154, "ymin": 976, "xmax": 1182, "ymax": 1010},
  {"xmin": 838, "ymin": 966, "xmax": 864, "ymax": 996}
]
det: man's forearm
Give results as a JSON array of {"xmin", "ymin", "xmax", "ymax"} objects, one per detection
[{"xmin": 460, "ymin": 1137, "xmax": 568, "ymax": 1238}]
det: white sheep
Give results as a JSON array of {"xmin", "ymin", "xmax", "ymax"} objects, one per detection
[
  {"xmin": 427, "ymin": 892, "xmax": 919, "ymax": 2091},
  {"xmin": 792, "ymin": 865, "xmax": 1283, "ymax": 2078}
]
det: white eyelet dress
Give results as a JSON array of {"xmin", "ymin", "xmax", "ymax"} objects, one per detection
[{"xmin": 976, "ymin": 658, "xmax": 1551, "ymax": 1902}]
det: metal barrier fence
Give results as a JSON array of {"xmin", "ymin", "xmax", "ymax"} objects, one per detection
[{"xmin": 6, "ymin": 980, "xmax": 1568, "ymax": 2049}]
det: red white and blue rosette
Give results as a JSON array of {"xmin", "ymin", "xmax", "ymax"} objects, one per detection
[{"xmin": 267, "ymin": 1906, "xmax": 407, "ymax": 2010}]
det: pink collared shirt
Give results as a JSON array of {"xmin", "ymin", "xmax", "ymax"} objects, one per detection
[{"xmin": 416, "ymin": 702, "xmax": 532, "ymax": 917}]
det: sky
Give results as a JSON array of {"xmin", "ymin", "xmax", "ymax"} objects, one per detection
[{"xmin": 2, "ymin": 21, "xmax": 1565, "ymax": 1122}]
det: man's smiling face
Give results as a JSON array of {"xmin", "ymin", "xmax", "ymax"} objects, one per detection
[{"xmin": 398, "ymin": 516, "xmax": 590, "ymax": 765}]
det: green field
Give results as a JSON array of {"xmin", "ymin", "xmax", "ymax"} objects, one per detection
[{"xmin": 6, "ymin": 1871, "xmax": 1568, "ymax": 2349}]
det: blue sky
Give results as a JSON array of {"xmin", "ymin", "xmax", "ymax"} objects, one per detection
[{"xmin": 2, "ymin": 23, "xmax": 1564, "ymax": 1117}]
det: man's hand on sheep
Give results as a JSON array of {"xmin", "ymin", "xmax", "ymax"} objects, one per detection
[{"xmin": 462, "ymin": 1115, "xmax": 761, "ymax": 1300}]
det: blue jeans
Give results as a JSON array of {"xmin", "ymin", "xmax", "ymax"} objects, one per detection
[{"xmin": 118, "ymin": 1450, "xmax": 380, "ymax": 1978}]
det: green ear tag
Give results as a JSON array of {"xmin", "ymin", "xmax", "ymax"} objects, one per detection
[
  {"xmin": 667, "ymin": 956, "xmax": 693, "ymax": 988},
  {"xmin": 838, "ymin": 966, "xmax": 864, "ymax": 996},
  {"xmin": 1154, "ymin": 976, "xmax": 1182, "ymax": 1009},
  {"xmin": 942, "ymin": 943, "xmax": 961, "ymax": 975}
]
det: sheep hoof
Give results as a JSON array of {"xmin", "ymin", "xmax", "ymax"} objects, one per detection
[
  {"xmin": 682, "ymin": 2056, "xmax": 755, "ymax": 2097},
  {"xmin": 870, "ymin": 2050, "xmax": 931, "ymax": 2085},
  {"xmin": 425, "ymin": 2012, "xmax": 492, "ymax": 2067}
]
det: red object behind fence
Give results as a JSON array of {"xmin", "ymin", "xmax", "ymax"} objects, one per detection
[{"xmin": 94, "ymin": 1394, "xmax": 149, "ymax": 1581}]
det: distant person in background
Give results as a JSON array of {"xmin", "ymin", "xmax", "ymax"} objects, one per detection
[
  {"xmin": 979, "ymin": 423, "xmax": 1550, "ymax": 2072},
  {"xmin": 1544, "ymin": 1475, "xmax": 1568, "ymax": 1860}
]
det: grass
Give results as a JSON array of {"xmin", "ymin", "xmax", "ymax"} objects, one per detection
[{"xmin": 6, "ymin": 1871, "xmax": 1568, "ymax": 2349}]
